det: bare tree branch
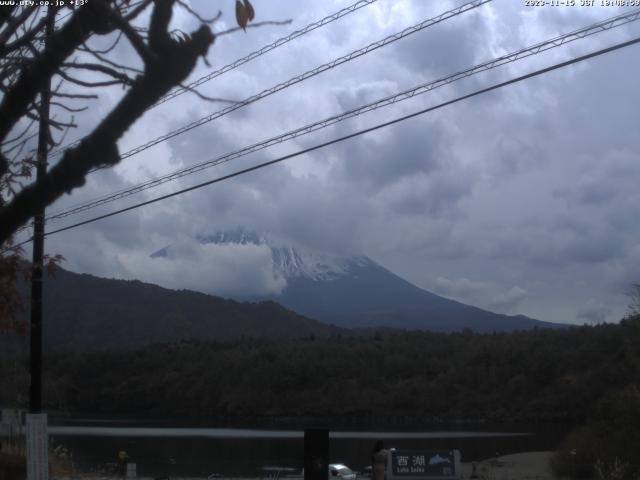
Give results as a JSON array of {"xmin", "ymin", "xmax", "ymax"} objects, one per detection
[
  {"xmin": 50, "ymin": 102, "xmax": 89, "ymax": 113},
  {"xmin": 47, "ymin": 116, "xmax": 77, "ymax": 131},
  {"xmin": 57, "ymin": 69, "xmax": 126, "ymax": 88},
  {"xmin": 80, "ymin": 31, "xmax": 124, "ymax": 55},
  {"xmin": 62, "ymin": 61, "xmax": 135, "ymax": 85},
  {"xmin": 105, "ymin": 7, "xmax": 158, "ymax": 64},
  {"xmin": 1, "ymin": 118, "xmax": 37, "ymax": 147},
  {"xmin": 148, "ymin": 0, "xmax": 173, "ymax": 52},
  {"xmin": 1, "ymin": 0, "xmax": 267, "ymax": 248},
  {"xmin": 3, "ymin": 137, "xmax": 31, "ymax": 157},
  {"xmin": 0, "ymin": 0, "xmax": 118, "ymax": 146},
  {"xmin": 179, "ymin": 82, "xmax": 239, "ymax": 104},
  {"xmin": 52, "ymin": 91, "xmax": 99, "ymax": 99},
  {"xmin": 50, "ymin": 119, "xmax": 73, "ymax": 148},
  {"xmin": 0, "ymin": 5, "xmax": 37, "ymax": 47},
  {"xmin": 0, "ymin": 5, "xmax": 17, "ymax": 30},
  {"xmin": 1, "ymin": 15, "xmax": 47, "ymax": 56},
  {"xmin": 0, "ymin": 2, "xmax": 216, "ymax": 244},
  {"xmin": 80, "ymin": 43, "xmax": 143, "ymax": 74},
  {"xmin": 123, "ymin": 0, "xmax": 154, "ymax": 22},
  {"xmin": 216, "ymin": 19, "xmax": 292, "ymax": 37}
]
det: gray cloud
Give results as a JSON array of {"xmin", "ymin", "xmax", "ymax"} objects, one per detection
[
  {"xmin": 394, "ymin": 3, "xmax": 490, "ymax": 78},
  {"xmin": 434, "ymin": 276, "xmax": 491, "ymax": 298},
  {"xmin": 577, "ymin": 299, "xmax": 613, "ymax": 325},
  {"xmin": 329, "ymin": 119, "xmax": 446, "ymax": 190},
  {"xmin": 490, "ymin": 286, "xmax": 528, "ymax": 313},
  {"xmin": 21, "ymin": 0, "xmax": 640, "ymax": 326},
  {"xmin": 118, "ymin": 237, "xmax": 287, "ymax": 298}
]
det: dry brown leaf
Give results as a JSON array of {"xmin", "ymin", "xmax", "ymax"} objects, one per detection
[
  {"xmin": 244, "ymin": 0, "xmax": 255, "ymax": 22},
  {"xmin": 235, "ymin": 0, "xmax": 248, "ymax": 31}
]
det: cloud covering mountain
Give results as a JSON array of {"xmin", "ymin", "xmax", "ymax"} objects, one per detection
[{"xmin": 150, "ymin": 228, "xmax": 563, "ymax": 332}]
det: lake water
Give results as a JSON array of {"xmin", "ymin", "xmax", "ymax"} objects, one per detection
[{"xmin": 49, "ymin": 425, "xmax": 566, "ymax": 478}]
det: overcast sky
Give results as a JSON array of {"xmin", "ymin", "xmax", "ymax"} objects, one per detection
[{"xmin": 19, "ymin": 0, "xmax": 640, "ymax": 325}]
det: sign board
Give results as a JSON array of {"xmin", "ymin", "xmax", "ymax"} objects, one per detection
[
  {"xmin": 388, "ymin": 450, "xmax": 461, "ymax": 480},
  {"xmin": 26, "ymin": 413, "xmax": 49, "ymax": 480}
]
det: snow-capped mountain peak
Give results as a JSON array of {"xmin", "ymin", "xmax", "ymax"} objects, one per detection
[
  {"xmin": 270, "ymin": 245, "xmax": 372, "ymax": 281},
  {"xmin": 197, "ymin": 228, "xmax": 373, "ymax": 282},
  {"xmin": 149, "ymin": 227, "xmax": 559, "ymax": 332}
]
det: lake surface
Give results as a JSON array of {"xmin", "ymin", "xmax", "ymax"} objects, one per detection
[{"xmin": 49, "ymin": 425, "xmax": 564, "ymax": 478}]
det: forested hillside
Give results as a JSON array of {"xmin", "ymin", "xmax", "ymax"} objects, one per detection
[
  {"xmin": 3, "ymin": 316, "xmax": 636, "ymax": 425},
  {"xmin": 6, "ymin": 263, "xmax": 560, "ymax": 354},
  {"xmin": 8, "ymin": 267, "xmax": 346, "ymax": 351}
]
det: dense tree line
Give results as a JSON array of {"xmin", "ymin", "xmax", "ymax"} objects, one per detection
[
  {"xmin": 2, "ymin": 316, "xmax": 638, "ymax": 425},
  {"xmin": 4, "ymin": 317, "xmax": 640, "ymax": 476}
]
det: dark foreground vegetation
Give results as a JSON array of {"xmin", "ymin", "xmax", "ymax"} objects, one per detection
[
  {"xmin": 38, "ymin": 318, "xmax": 640, "ymax": 423},
  {"xmin": 2, "ymin": 316, "xmax": 640, "ymax": 477}
]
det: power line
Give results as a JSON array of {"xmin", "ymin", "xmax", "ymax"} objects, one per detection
[
  {"xmin": 105, "ymin": 0, "xmax": 491, "ymax": 163},
  {"xmin": 41, "ymin": 0, "xmax": 490, "ymax": 220},
  {"xmin": 41, "ymin": 7, "xmax": 640, "ymax": 224},
  {"xmin": 49, "ymin": 0, "xmax": 490, "ymax": 164},
  {"xmin": 48, "ymin": 0, "xmax": 379, "ymax": 158},
  {"xmin": 17, "ymin": 35, "xmax": 638, "ymax": 245},
  {"xmin": 156, "ymin": 0, "xmax": 380, "ymax": 106},
  {"xmin": 38, "ymin": 0, "xmax": 490, "ymax": 224}
]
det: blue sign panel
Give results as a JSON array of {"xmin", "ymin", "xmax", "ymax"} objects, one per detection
[{"xmin": 390, "ymin": 450, "xmax": 457, "ymax": 478}]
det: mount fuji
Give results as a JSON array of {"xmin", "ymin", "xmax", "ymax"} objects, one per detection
[{"xmin": 152, "ymin": 228, "xmax": 563, "ymax": 332}]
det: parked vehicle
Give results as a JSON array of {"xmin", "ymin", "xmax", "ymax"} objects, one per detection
[{"xmin": 329, "ymin": 464, "xmax": 356, "ymax": 480}]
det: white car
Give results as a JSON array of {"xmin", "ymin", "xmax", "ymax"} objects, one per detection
[{"xmin": 329, "ymin": 464, "xmax": 356, "ymax": 480}]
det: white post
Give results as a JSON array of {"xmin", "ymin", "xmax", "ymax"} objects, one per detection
[
  {"xmin": 26, "ymin": 413, "xmax": 48, "ymax": 480},
  {"xmin": 126, "ymin": 462, "xmax": 137, "ymax": 478}
]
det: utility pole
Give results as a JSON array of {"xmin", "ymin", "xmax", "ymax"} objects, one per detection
[
  {"xmin": 30, "ymin": 4, "xmax": 54, "ymax": 416},
  {"xmin": 27, "ymin": 7, "xmax": 54, "ymax": 480}
]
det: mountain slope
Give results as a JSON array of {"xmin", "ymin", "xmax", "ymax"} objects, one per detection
[
  {"xmin": 275, "ymin": 262, "xmax": 551, "ymax": 331},
  {"xmin": 177, "ymin": 228, "xmax": 564, "ymax": 332},
  {"xmin": 13, "ymin": 267, "xmax": 346, "ymax": 351}
]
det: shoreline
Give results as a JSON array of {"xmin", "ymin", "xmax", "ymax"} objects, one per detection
[
  {"xmin": 461, "ymin": 451, "xmax": 553, "ymax": 478},
  {"xmin": 49, "ymin": 451, "xmax": 554, "ymax": 480}
]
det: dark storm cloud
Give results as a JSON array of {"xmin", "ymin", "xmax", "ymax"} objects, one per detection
[
  {"xmin": 394, "ymin": 5, "xmax": 490, "ymax": 76},
  {"xmin": 554, "ymin": 150, "xmax": 640, "ymax": 210},
  {"xmin": 375, "ymin": 169, "xmax": 473, "ymax": 218},
  {"xmin": 186, "ymin": 161, "xmax": 372, "ymax": 255},
  {"xmin": 329, "ymin": 119, "xmax": 446, "ymax": 189}
]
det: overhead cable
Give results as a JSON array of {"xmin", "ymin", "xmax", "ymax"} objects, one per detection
[
  {"xmin": 42, "ymin": 7, "xmax": 640, "ymax": 223},
  {"xmin": 156, "ymin": 0, "xmax": 380, "ymax": 106},
  {"xmin": 49, "ymin": 0, "xmax": 490, "ymax": 163},
  {"xmin": 17, "ymin": 35, "xmax": 638, "ymax": 245},
  {"xmin": 48, "ymin": 0, "xmax": 379, "ymax": 158}
]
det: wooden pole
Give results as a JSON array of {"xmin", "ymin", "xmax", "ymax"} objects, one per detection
[{"xmin": 29, "ymin": 6, "xmax": 54, "ymax": 415}]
